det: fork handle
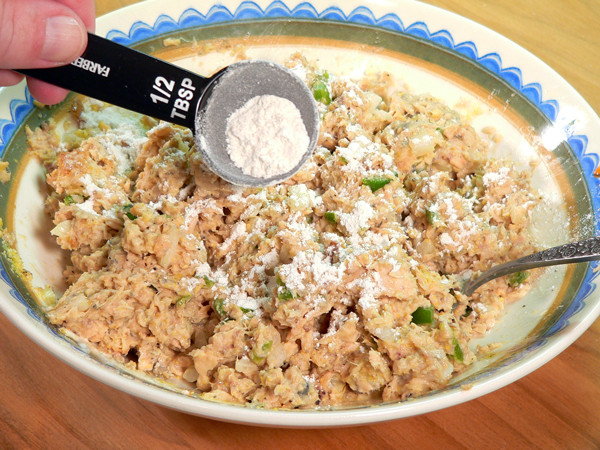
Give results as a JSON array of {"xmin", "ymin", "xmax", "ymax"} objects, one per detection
[{"xmin": 461, "ymin": 236, "xmax": 600, "ymax": 296}]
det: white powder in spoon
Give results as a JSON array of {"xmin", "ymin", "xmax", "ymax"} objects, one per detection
[{"xmin": 225, "ymin": 94, "xmax": 309, "ymax": 178}]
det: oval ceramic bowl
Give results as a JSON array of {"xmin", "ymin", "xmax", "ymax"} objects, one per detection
[{"xmin": 0, "ymin": 0, "xmax": 599, "ymax": 427}]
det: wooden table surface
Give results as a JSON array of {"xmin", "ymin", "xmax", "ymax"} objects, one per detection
[{"xmin": 1, "ymin": 0, "xmax": 599, "ymax": 448}]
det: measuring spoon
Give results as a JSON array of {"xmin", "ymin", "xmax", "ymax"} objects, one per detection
[{"xmin": 19, "ymin": 33, "xmax": 319, "ymax": 186}]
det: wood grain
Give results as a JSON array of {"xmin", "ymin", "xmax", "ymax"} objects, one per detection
[{"xmin": 1, "ymin": 0, "xmax": 599, "ymax": 448}]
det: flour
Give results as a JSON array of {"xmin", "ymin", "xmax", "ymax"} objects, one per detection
[
  {"xmin": 96, "ymin": 125, "xmax": 147, "ymax": 175},
  {"xmin": 339, "ymin": 200, "xmax": 374, "ymax": 235},
  {"xmin": 225, "ymin": 95, "xmax": 309, "ymax": 178}
]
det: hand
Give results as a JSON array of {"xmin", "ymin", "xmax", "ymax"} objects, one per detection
[{"xmin": 0, "ymin": 0, "xmax": 95, "ymax": 104}]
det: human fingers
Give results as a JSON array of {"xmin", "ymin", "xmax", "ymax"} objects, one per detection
[
  {"xmin": 0, "ymin": 0, "xmax": 88, "ymax": 69},
  {"xmin": 24, "ymin": 1, "xmax": 96, "ymax": 103},
  {"xmin": 0, "ymin": 69, "xmax": 24, "ymax": 87},
  {"xmin": 56, "ymin": 0, "xmax": 96, "ymax": 31},
  {"xmin": 0, "ymin": 0, "xmax": 92, "ymax": 104},
  {"xmin": 25, "ymin": 79, "xmax": 70, "ymax": 105}
]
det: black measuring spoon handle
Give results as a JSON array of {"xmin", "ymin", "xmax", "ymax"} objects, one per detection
[{"xmin": 18, "ymin": 32, "xmax": 211, "ymax": 130}]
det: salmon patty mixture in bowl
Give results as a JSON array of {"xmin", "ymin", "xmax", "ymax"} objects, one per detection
[{"xmin": 0, "ymin": 0, "xmax": 599, "ymax": 426}]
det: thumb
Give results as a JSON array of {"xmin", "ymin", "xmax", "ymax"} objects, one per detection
[{"xmin": 0, "ymin": 0, "xmax": 87, "ymax": 69}]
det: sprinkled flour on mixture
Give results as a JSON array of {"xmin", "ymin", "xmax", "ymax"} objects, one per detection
[
  {"xmin": 225, "ymin": 95, "xmax": 309, "ymax": 178},
  {"xmin": 28, "ymin": 53, "xmax": 542, "ymax": 411}
]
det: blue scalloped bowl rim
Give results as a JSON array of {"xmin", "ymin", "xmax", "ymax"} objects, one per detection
[{"xmin": 0, "ymin": 0, "xmax": 598, "ymax": 409}]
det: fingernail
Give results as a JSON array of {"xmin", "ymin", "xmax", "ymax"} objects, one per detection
[{"xmin": 42, "ymin": 16, "xmax": 86, "ymax": 63}]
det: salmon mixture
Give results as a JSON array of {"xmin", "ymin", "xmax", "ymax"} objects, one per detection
[{"xmin": 29, "ymin": 55, "xmax": 540, "ymax": 408}]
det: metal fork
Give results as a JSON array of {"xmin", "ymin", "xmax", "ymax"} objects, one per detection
[{"xmin": 460, "ymin": 236, "xmax": 600, "ymax": 296}]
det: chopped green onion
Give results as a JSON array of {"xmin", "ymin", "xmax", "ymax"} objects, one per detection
[
  {"xmin": 312, "ymin": 80, "xmax": 331, "ymax": 105},
  {"xmin": 362, "ymin": 176, "xmax": 391, "ymax": 193},
  {"xmin": 64, "ymin": 195, "xmax": 75, "ymax": 205},
  {"xmin": 203, "ymin": 275, "xmax": 215, "ymax": 288},
  {"xmin": 250, "ymin": 340, "xmax": 273, "ymax": 364},
  {"xmin": 471, "ymin": 174, "xmax": 483, "ymax": 188},
  {"xmin": 463, "ymin": 305, "xmax": 473, "ymax": 317},
  {"xmin": 339, "ymin": 156, "xmax": 348, "ymax": 164},
  {"xmin": 411, "ymin": 305, "xmax": 434, "ymax": 324},
  {"xmin": 453, "ymin": 337, "xmax": 464, "ymax": 362},
  {"xmin": 436, "ymin": 127, "xmax": 444, "ymax": 135},
  {"xmin": 122, "ymin": 204, "xmax": 137, "ymax": 220},
  {"xmin": 261, "ymin": 340, "xmax": 273, "ymax": 352},
  {"xmin": 276, "ymin": 275, "xmax": 296, "ymax": 301},
  {"xmin": 508, "ymin": 271, "xmax": 529, "ymax": 287},
  {"xmin": 213, "ymin": 298, "xmax": 227, "ymax": 318},
  {"xmin": 425, "ymin": 209, "xmax": 440, "ymax": 225},
  {"xmin": 324, "ymin": 211, "xmax": 337, "ymax": 224},
  {"xmin": 278, "ymin": 287, "xmax": 294, "ymax": 301},
  {"xmin": 240, "ymin": 306, "xmax": 253, "ymax": 314},
  {"xmin": 250, "ymin": 351, "xmax": 265, "ymax": 364},
  {"xmin": 175, "ymin": 294, "xmax": 192, "ymax": 307}
]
